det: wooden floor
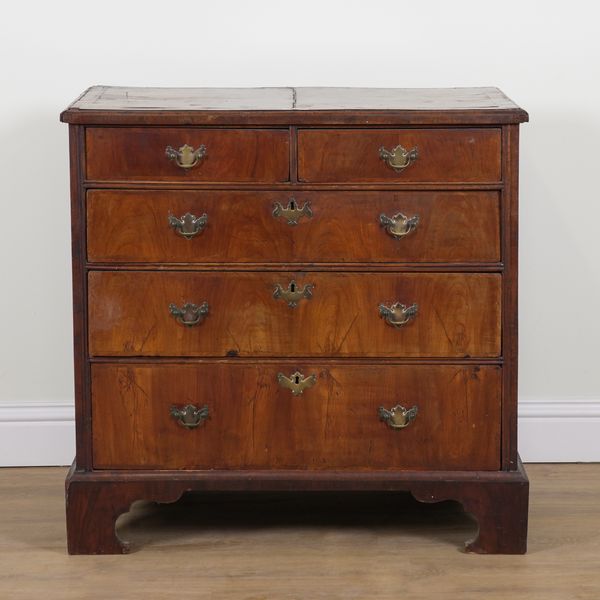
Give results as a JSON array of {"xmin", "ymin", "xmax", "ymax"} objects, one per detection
[{"xmin": 0, "ymin": 465, "xmax": 599, "ymax": 599}]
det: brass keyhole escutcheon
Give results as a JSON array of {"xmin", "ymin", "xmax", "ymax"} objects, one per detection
[
  {"xmin": 277, "ymin": 371, "xmax": 317, "ymax": 395},
  {"xmin": 272, "ymin": 198, "xmax": 313, "ymax": 225},
  {"xmin": 273, "ymin": 280, "xmax": 314, "ymax": 308}
]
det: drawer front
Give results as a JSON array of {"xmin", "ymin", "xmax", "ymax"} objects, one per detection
[
  {"xmin": 86, "ymin": 127, "xmax": 290, "ymax": 182},
  {"xmin": 88, "ymin": 271, "xmax": 501, "ymax": 357},
  {"xmin": 92, "ymin": 363, "xmax": 501, "ymax": 471},
  {"xmin": 298, "ymin": 128, "xmax": 501, "ymax": 183},
  {"xmin": 87, "ymin": 190, "xmax": 500, "ymax": 264}
]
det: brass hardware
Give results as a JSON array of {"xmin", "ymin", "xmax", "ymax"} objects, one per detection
[
  {"xmin": 169, "ymin": 302, "xmax": 209, "ymax": 327},
  {"xmin": 379, "ymin": 302, "xmax": 418, "ymax": 328},
  {"xmin": 380, "ymin": 212, "xmax": 419, "ymax": 240},
  {"xmin": 378, "ymin": 404, "xmax": 418, "ymax": 429},
  {"xmin": 170, "ymin": 404, "xmax": 209, "ymax": 429},
  {"xmin": 277, "ymin": 371, "xmax": 317, "ymax": 395},
  {"xmin": 273, "ymin": 280, "xmax": 313, "ymax": 308},
  {"xmin": 165, "ymin": 144, "xmax": 207, "ymax": 169},
  {"xmin": 273, "ymin": 198, "xmax": 313, "ymax": 225},
  {"xmin": 168, "ymin": 212, "xmax": 208, "ymax": 239},
  {"xmin": 379, "ymin": 144, "xmax": 418, "ymax": 173}
]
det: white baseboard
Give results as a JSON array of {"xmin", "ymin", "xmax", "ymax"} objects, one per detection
[
  {"xmin": 0, "ymin": 403, "xmax": 75, "ymax": 467},
  {"xmin": 518, "ymin": 399, "xmax": 600, "ymax": 462},
  {"xmin": 0, "ymin": 399, "xmax": 598, "ymax": 467}
]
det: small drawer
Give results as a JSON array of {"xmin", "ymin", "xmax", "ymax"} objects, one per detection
[
  {"xmin": 91, "ymin": 363, "xmax": 501, "ymax": 471},
  {"xmin": 87, "ymin": 190, "xmax": 500, "ymax": 264},
  {"xmin": 88, "ymin": 271, "xmax": 501, "ymax": 358},
  {"xmin": 298, "ymin": 128, "xmax": 501, "ymax": 183},
  {"xmin": 85, "ymin": 127, "xmax": 290, "ymax": 182}
]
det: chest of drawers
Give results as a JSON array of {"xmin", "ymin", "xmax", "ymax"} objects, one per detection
[{"xmin": 61, "ymin": 86, "xmax": 529, "ymax": 554}]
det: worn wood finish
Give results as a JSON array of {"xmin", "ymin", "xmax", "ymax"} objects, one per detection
[
  {"xmin": 410, "ymin": 463, "xmax": 528, "ymax": 554},
  {"xmin": 65, "ymin": 86, "xmax": 524, "ymax": 112},
  {"xmin": 87, "ymin": 271, "xmax": 501, "ymax": 358},
  {"xmin": 66, "ymin": 467, "xmax": 184, "ymax": 555},
  {"xmin": 87, "ymin": 190, "xmax": 500, "ymax": 264},
  {"xmin": 298, "ymin": 129, "xmax": 501, "ymax": 183},
  {"xmin": 63, "ymin": 110, "xmax": 528, "ymax": 127},
  {"xmin": 62, "ymin": 86, "xmax": 528, "ymax": 555},
  {"xmin": 502, "ymin": 125, "xmax": 520, "ymax": 470},
  {"xmin": 68, "ymin": 125, "xmax": 92, "ymax": 470},
  {"xmin": 91, "ymin": 363, "xmax": 501, "ymax": 471},
  {"xmin": 61, "ymin": 86, "xmax": 529, "ymax": 125},
  {"xmin": 65, "ymin": 461, "xmax": 526, "ymax": 555},
  {"xmin": 85, "ymin": 181, "xmax": 504, "ymax": 191},
  {"xmin": 86, "ymin": 128, "xmax": 290, "ymax": 182},
  {"xmin": 87, "ymin": 263, "xmax": 504, "ymax": 273}
]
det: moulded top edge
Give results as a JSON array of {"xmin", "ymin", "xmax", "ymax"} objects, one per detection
[{"xmin": 60, "ymin": 86, "xmax": 528, "ymax": 124}]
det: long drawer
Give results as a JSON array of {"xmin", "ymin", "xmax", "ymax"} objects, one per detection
[
  {"xmin": 87, "ymin": 190, "xmax": 500, "ymax": 264},
  {"xmin": 298, "ymin": 128, "xmax": 501, "ymax": 183},
  {"xmin": 85, "ymin": 127, "xmax": 290, "ymax": 182},
  {"xmin": 91, "ymin": 363, "xmax": 502, "ymax": 471},
  {"xmin": 88, "ymin": 271, "xmax": 501, "ymax": 357}
]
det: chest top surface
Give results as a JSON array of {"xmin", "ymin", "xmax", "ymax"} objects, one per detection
[{"xmin": 61, "ymin": 86, "xmax": 528, "ymax": 126}]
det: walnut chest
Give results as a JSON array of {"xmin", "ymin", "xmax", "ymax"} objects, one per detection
[{"xmin": 61, "ymin": 86, "xmax": 529, "ymax": 554}]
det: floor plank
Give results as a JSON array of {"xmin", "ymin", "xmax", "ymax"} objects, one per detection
[{"xmin": 0, "ymin": 465, "xmax": 599, "ymax": 599}]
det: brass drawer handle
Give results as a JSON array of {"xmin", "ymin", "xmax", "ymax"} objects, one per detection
[
  {"xmin": 273, "ymin": 198, "xmax": 313, "ymax": 225},
  {"xmin": 170, "ymin": 404, "xmax": 209, "ymax": 429},
  {"xmin": 169, "ymin": 301, "xmax": 209, "ymax": 327},
  {"xmin": 273, "ymin": 280, "xmax": 313, "ymax": 308},
  {"xmin": 379, "ymin": 302, "xmax": 418, "ymax": 328},
  {"xmin": 165, "ymin": 143, "xmax": 207, "ymax": 169},
  {"xmin": 379, "ymin": 404, "xmax": 418, "ymax": 429},
  {"xmin": 379, "ymin": 144, "xmax": 418, "ymax": 173},
  {"xmin": 277, "ymin": 371, "xmax": 317, "ymax": 395},
  {"xmin": 380, "ymin": 212, "xmax": 419, "ymax": 240},
  {"xmin": 168, "ymin": 212, "xmax": 208, "ymax": 239}
]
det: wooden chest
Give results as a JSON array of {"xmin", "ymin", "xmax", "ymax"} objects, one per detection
[{"xmin": 61, "ymin": 86, "xmax": 529, "ymax": 554}]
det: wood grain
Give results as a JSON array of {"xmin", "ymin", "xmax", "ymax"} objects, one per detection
[
  {"xmin": 87, "ymin": 190, "xmax": 501, "ymax": 264},
  {"xmin": 64, "ymin": 460, "xmax": 526, "ymax": 555},
  {"xmin": 298, "ymin": 128, "xmax": 501, "ymax": 183},
  {"xmin": 61, "ymin": 86, "xmax": 529, "ymax": 125},
  {"xmin": 68, "ymin": 125, "xmax": 92, "ymax": 470},
  {"xmin": 87, "ymin": 271, "xmax": 502, "ymax": 358},
  {"xmin": 85, "ymin": 127, "xmax": 290, "ymax": 182},
  {"xmin": 66, "ymin": 86, "xmax": 523, "ymax": 111},
  {"xmin": 502, "ymin": 125, "xmax": 520, "ymax": 469},
  {"xmin": 91, "ymin": 363, "xmax": 501, "ymax": 471}
]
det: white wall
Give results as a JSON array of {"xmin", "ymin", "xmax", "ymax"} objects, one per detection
[{"xmin": 1, "ymin": 0, "xmax": 599, "ymax": 464}]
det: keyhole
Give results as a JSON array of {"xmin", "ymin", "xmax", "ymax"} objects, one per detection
[
  {"xmin": 290, "ymin": 282, "xmax": 296, "ymax": 293},
  {"xmin": 290, "ymin": 199, "xmax": 296, "ymax": 210},
  {"xmin": 294, "ymin": 375, "xmax": 300, "ymax": 384}
]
